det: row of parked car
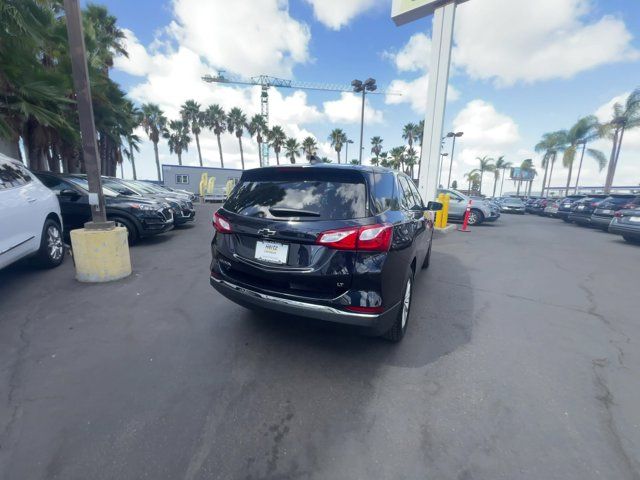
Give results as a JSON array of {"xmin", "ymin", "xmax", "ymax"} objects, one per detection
[
  {"xmin": 523, "ymin": 194, "xmax": 640, "ymax": 244},
  {"xmin": 0, "ymin": 153, "xmax": 198, "ymax": 271}
]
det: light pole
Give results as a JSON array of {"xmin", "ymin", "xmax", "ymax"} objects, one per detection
[
  {"xmin": 446, "ymin": 131, "xmax": 463, "ymax": 188},
  {"xmin": 344, "ymin": 139, "xmax": 354, "ymax": 165},
  {"xmin": 438, "ymin": 153, "xmax": 448, "ymax": 187},
  {"xmin": 352, "ymin": 78, "xmax": 377, "ymax": 164}
]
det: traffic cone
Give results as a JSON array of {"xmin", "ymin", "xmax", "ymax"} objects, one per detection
[{"xmin": 458, "ymin": 200, "xmax": 472, "ymax": 232}]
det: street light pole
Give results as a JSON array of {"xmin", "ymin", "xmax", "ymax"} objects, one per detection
[
  {"xmin": 438, "ymin": 153, "xmax": 448, "ymax": 187},
  {"xmin": 446, "ymin": 131, "xmax": 463, "ymax": 188},
  {"xmin": 64, "ymin": 0, "xmax": 109, "ymax": 226},
  {"xmin": 352, "ymin": 78, "xmax": 377, "ymax": 164}
]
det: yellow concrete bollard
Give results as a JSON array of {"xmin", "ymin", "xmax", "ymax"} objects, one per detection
[
  {"xmin": 207, "ymin": 176, "xmax": 216, "ymax": 195},
  {"xmin": 434, "ymin": 193, "xmax": 445, "ymax": 228},
  {"xmin": 441, "ymin": 193, "xmax": 450, "ymax": 227},
  {"xmin": 70, "ymin": 227, "xmax": 132, "ymax": 282}
]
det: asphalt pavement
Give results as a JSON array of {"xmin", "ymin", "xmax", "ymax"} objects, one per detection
[{"xmin": 1, "ymin": 206, "xmax": 639, "ymax": 480}]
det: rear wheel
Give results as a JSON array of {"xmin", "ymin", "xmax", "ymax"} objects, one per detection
[
  {"xmin": 623, "ymin": 235, "xmax": 640, "ymax": 244},
  {"xmin": 382, "ymin": 271, "xmax": 413, "ymax": 342},
  {"xmin": 111, "ymin": 216, "xmax": 139, "ymax": 244},
  {"xmin": 36, "ymin": 219, "xmax": 64, "ymax": 268},
  {"xmin": 467, "ymin": 209, "xmax": 484, "ymax": 226}
]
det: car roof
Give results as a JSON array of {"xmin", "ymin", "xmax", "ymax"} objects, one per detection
[{"xmin": 243, "ymin": 163, "xmax": 393, "ymax": 175}]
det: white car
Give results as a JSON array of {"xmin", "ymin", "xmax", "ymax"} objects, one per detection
[{"xmin": 0, "ymin": 153, "xmax": 64, "ymax": 270}]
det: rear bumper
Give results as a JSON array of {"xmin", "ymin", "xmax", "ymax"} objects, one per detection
[
  {"xmin": 569, "ymin": 213, "xmax": 592, "ymax": 225},
  {"xmin": 210, "ymin": 275, "xmax": 399, "ymax": 334},
  {"xmin": 590, "ymin": 215, "xmax": 613, "ymax": 229},
  {"xmin": 609, "ymin": 222, "xmax": 640, "ymax": 238}
]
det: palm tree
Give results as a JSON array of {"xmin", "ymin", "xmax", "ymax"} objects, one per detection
[
  {"xmin": 402, "ymin": 123, "xmax": 418, "ymax": 148},
  {"xmin": 535, "ymin": 130, "xmax": 567, "ymax": 197},
  {"xmin": 227, "ymin": 107, "xmax": 247, "ymax": 169},
  {"xmin": 561, "ymin": 116, "xmax": 606, "ymax": 195},
  {"xmin": 203, "ymin": 104, "xmax": 226, "ymax": 168},
  {"xmin": 301, "ymin": 136, "xmax": 318, "ymax": 157},
  {"xmin": 464, "ymin": 169, "xmax": 481, "ymax": 194},
  {"xmin": 476, "ymin": 156, "xmax": 495, "ymax": 195},
  {"xmin": 165, "ymin": 120, "xmax": 191, "ymax": 165},
  {"xmin": 389, "ymin": 146, "xmax": 406, "ymax": 171},
  {"xmin": 284, "ymin": 138, "xmax": 301, "ymax": 164},
  {"xmin": 516, "ymin": 159, "xmax": 535, "ymax": 196},
  {"xmin": 416, "ymin": 120, "xmax": 425, "ymax": 180},
  {"xmin": 379, "ymin": 152, "xmax": 389, "ymax": 168},
  {"xmin": 121, "ymin": 100, "xmax": 141, "ymax": 179},
  {"xmin": 370, "ymin": 136, "xmax": 383, "ymax": 165},
  {"xmin": 268, "ymin": 126, "xmax": 286, "ymax": 165},
  {"xmin": 180, "ymin": 100, "xmax": 203, "ymax": 166},
  {"xmin": 493, "ymin": 156, "xmax": 513, "ymax": 197},
  {"xmin": 328, "ymin": 128, "xmax": 347, "ymax": 163},
  {"xmin": 405, "ymin": 147, "xmax": 418, "ymax": 177},
  {"xmin": 600, "ymin": 88, "xmax": 640, "ymax": 193},
  {"xmin": 247, "ymin": 114, "xmax": 268, "ymax": 166},
  {"xmin": 140, "ymin": 103, "xmax": 167, "ymax": 181}
]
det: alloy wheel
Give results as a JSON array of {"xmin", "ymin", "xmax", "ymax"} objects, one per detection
[
  {"xmin": 401, "ymin": 278, "xmax": 411, "ymax": 329},
  {"xmin": 47, "ymin": 225, "xmax": 63, "ymax": 261}
]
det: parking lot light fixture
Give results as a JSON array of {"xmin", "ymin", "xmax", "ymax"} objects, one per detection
[
  {"xmin": 446, "ymin": 131, "xmax": 463, "ymax": 188},
  {"xmin": 352, "ymin": 78, "xmax": 378, "ymax": 164},
  {"xmin": 439, "ymin": 152, "xmax": 449, "ymax": 187}
]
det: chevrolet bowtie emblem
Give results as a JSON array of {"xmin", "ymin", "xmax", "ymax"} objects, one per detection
[{"xmin": 257, "ymin": 228, "xmax": 276, "ymax": 237}]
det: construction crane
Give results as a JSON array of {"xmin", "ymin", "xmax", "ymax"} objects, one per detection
[{"xmin": 202, "ymin": 72, "xmax": 398, "ymax": 166}]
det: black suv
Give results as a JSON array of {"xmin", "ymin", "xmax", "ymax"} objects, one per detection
[
  {"xmin": 568, "ymin": 195, "xmax": 608, "ymax": 226},
  {"xmin": 590, "ymin": 195, "xmax": 640, "ymax": 230},
  {"xmin": 35, "ymin": 173, "xmax": 174, "ymax": 243},
  {"xmin": 210, "ymin": 164, "xmax": 442, "ymax": 341},
  {"xmin": 557, "ymin": 195, "xmax": 586, "ymax": 222}
]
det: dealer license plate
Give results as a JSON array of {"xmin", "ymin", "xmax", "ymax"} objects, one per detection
[{"xmin": 255, "ymin": 240, "xmax": 289, "ymax": 264}]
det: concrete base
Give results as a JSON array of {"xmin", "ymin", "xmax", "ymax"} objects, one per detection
[
  {"xmin": 70, "ymin": 227, "xmax": 132, "ymax": 282},
  {"xmin": 434, "ymin": 224, "xmax": 456, "ymax": 236}
]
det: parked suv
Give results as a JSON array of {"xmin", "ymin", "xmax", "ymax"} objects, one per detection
[
  {"xmin": 210, "ymin": 164, "xmax": 442, "ymax": 341},
  {"xmin": 590, "ymin": 195, "xmax": 640, "ymax": 231},
  {"xmin": 568, "ymin": 195, "xmax": 608, "ymax": 226},
  {"xmin": 35, "ymin": 173, "xmax": 174, "ymax": 244},
  {"xmin": 557, "ymin": 195, "xmax": 586, "ymax": 222},
  {"xmin": 438, "ymin": 189, "xmax": 498, "ymax": 225},
  {"xmin": 0, "ymin": 154, "xmax": 64, "ymax": 269}
]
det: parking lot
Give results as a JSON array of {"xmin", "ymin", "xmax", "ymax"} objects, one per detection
[{"xmin": 1, "ymin": 205, "xmax": 639, "ymax": 480}]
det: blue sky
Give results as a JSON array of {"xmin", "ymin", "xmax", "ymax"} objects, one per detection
[{"xmin": 93, "ymin": 0, "xmax": 640, "ymax": 192}]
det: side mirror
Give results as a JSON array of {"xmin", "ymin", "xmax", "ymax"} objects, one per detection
[
  {"xmin": 59, "ymin": 188, "xmax": 79, "ymax": 199},
  {"xmin": 426, "ymin": 201, "xmax": 443, "ymax": 211}
]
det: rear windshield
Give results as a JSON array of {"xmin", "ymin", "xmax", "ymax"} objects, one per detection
[{"xmin": 224, "ymin": 169, "xmax": 368, "ymax": 220}]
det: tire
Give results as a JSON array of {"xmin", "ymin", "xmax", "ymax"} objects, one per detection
[
  {"xmin": 111, "ymin": 216, "xmax": 139, "ymax": 244},
  {"xmin": 36, "ymin": 219, "xmax": 64, "ymax": 268},
  {"xmin": 421, "ymin": 241, "xmax": 432, "ymax": 269},
  {"xmin": 467, "ymin": 209, "xmax": 484, "ymax": 226},
  {"xmin": 623, "ymin": 235, "xmax": 640, "ymax": 245},
  {"xmin": 382, "ymin": 270, "xmax": 414, "ymax": 342}
]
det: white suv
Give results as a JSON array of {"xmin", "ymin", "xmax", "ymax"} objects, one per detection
[{"xmin": 0, "ymin": 154, "xmax": 64, "ymax": 269}]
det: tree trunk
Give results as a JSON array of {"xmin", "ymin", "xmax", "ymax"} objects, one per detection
[
  {"xmin": 492, "ymin": 175, "xmax": 498, "ymax": 197},
  {"xmin": 565, "ymin": 151, "xmax": 574, "ymax": 196},
  {"xmin": 547, "ymin": 155, "xmax": 556, "ymax": 196},
  {"xmin": 500, "ymin": 169, "xmax": 506, "ymax": 196},
  {"xmin": 216, "ymin": 133, "xmax": 224, "ymax": 168},
  {"xmin": 337, "ymin": 150, "xmax": 341, "ymax": 164},
  {"xmin": 238, "ymin": 137, "xmax": 245, "ymax": 170},
  {"xmin": 603, "ymin": 128, "xmax": 620, "ymax": 194},
  {"xmin": 479, "ymin": 170, "xmax": 484, "ymax": 195},
  {"xmin": 154, "ymin": 141, "xmax": 161, "ymax": 181},
  {"xmin": 129, "ymin": 142, "xmax": 137, "ymax": 180},
  {"xmin": 120, "ymin": 162, "xmax": 124, "ymax": 178},
  {"xmin": 574, "ymin": 142, "xmax": 586, "ymax": 194},
  {"xmin": 195, "ymin": 132, "xmax": 203, "ymax": 167},
  {"xmin": 275, "ymin": 150, "xmax": 280, "ymax": 165},
  {"xmin": 540, "ymin": 153, "xmax": 550, "ymax": 197},
  {"xmin": 257, "ymin": 141, "xmax": 262, "ymax": 167},
  {"xmin": 178, "ymin": 151, "xmax": 182, "ymax": 165}
]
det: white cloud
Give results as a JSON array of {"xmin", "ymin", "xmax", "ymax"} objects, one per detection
[
  {"xmin": 386, "ymin": 74, "xmax": 460, "ymax": 113},
  {"xmin": 304, "ymin": 0, "xmax": 380, "ymax": 30},
  {"xmin": 384, "ymin": 32, "xmax": 431, "ymax": 73},
  {"xmin": 114, "ymin": 29, "xmax": 152, "ymax": 76},
  {"xmin": 170, "ymin": 0, "xmax": 310, "ymax": 77},
  {"xmin": 323, "ymin": 92, "xmax": 384, "ymax": 124},
  {"xmin": 454, "ymin": 0, "xmax": 640, "ymax": 86}
]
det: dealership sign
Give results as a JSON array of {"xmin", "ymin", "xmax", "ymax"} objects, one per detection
[{"xmin": 392, "ymin": 0, "xmax": 469, "ymax": 26}]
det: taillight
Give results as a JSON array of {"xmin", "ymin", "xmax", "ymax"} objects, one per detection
[
  {"xmin": 623, "ymin": 202, "xmax": 637, "ymax": 208},
  {"xmin": 316, "ymin": 224, "xmax": 392, "ymax": 252},
  {"xmin": 614, "ymin": 211, "xmax": 623, "ymax": 218},
  {"xmin": 591, "ymin": 202, "xmax": 600, "ymax": 207},
  {"xmin": 213, "ymin": 211, "xmax": 232, "ymax": 233}
]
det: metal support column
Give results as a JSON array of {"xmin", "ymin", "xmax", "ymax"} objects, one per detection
[
  {"xmin": 417, "ymin": 2, "xmax": 456, "ymax": 202},
  {"xmin": 260, "ymin": 85, "xmax": 270, "ymax": 166}
]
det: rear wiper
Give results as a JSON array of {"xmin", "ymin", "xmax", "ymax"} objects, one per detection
[{"xmin": 269, "ymin": 207, "xmax": 320, "ymax": 217}]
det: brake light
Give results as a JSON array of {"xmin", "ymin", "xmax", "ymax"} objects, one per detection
[
  {"xmin": 591, "ymin": 202, "xmax": 600, "ymax": 207},
  {"xmin": 623, "ymin": 202, "xmax": 638, "ymax": 208},
  {"xmin": 614, "ymin": 211, "xmax": 623, "ymax": 218},
  {"xmin": 213, "ymin": 211, "xmax": 232, "ymax": 233},
  {"xmin": 316, "ymin": 224, "xmax": 392, "ymax": 252}
]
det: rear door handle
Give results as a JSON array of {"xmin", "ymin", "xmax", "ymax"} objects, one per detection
[{"xmin": 27, "ymin": 198, "xmax": 37, "ymax": 203}]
